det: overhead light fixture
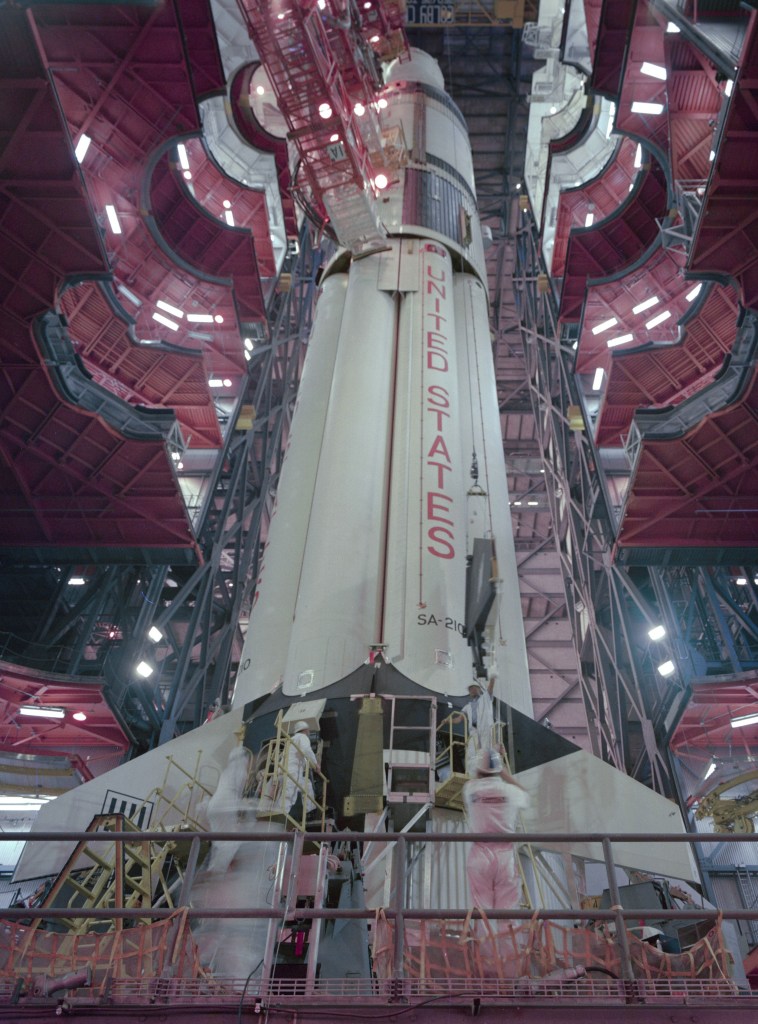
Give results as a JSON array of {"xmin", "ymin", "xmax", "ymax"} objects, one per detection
[
  {"xmin": 256, "ymin": 84, "xmax": 265, "ymax": 96},
  {"xmin": 19, "ymin": 705, "xmax": 66, "ymax": 719},
  {"xmin": 318, "ymin": 103, "xmax": 332, "ymax": 119},
  {"xmin": 177, "ymin": 143, "xmax": 190, "ymax": 170},
  {"xmin": 724, "ymin": 80, "xmax": 734, "ymax": 97},
  {"xmin": 640, "ymin": 62, "xmax": 667, "ymax": 81},
  {"xmin": 244, "ymin": 338, "xmax": 254, "ymax": 352},
  {"xmin": 607, "ymin": 333, "xmax": 634, "ymax": 348},
  {"xmin": 377, "ymin": 98, "xmax": 387, "ymax": 109},
  {"xmin": 513, "ymin": 500, "xmax": 522, "ymax": 506},
  {"xmin": 657, "ymin": 660, "xmax": 676, "ymax": 677},
  {"xmin": 584, "ymin": 212, "xmax": 594, "ymax": 227},
  {"xmin": 74, "ymin": 134, "xmax": 92, "ymax": 162},
  {"xmin": 0, "ymin": 797, "xmax": 53, "ymax": 812},
  {"xmin": 648, "ymin": 625, "xmax": 666, "ymax": 641},
  {"xmin": 156, "ymin": 300, "xmax": 184, "ymax": 319},
  {"xmin": 527, "ymin": 500, "xmax": 539, "ymax": 506},
  {"xmin": 208, "ymin": 378, "xmax": 224, "ymax": 388},
  {"xmin": 148, "ymin": 626, "xmax": 163, "ymax": 643},
  {"xmin": 68, "ymin": 576, "xmax": 86, "ymax": 586},
  {"xmin": 634, "ymin": 144, "xmax": 643, "ymax": 169},
  {"xmin": 632, "ymin": 296, "xmax": 659, "ymax": 315},
  {"xmin": 187, "ymin": 313, "xmax": 214, "ymax": 323},
  {"xmin": 117, "ymin": 283, "xmax": 142, "ymax": 307},
  {"xmin": 666, "ymin": 21, "xmax": 680, "ymax": 33},
  {"xmin": 704, "ymin": 761, "xmax": 717, "ymax": 780},
  {"xmin": 214, "ymin": 314, "xmax": 224, "ymax": 324},
  {"xmin": 736, "ymin": 577, "xmax": 748, "ymax": 586},
  {"xmin": 685, "ymin": 284, "xmax": 702, "ymax": 302},
  {"xmin": 709, "ymin": 150, "xmax": 715, "ymax": 162},
  {"xmin": 72, "ymin": 711, "xmax": 87, "ymax": 722},
  {"xmin": 592, "ymin": 367, "xmax": 604, "ymax": 391},
  {"xmin": 135, "ymin": 661, "xmax": 154, "ymax": 679},
  {"xmin": 105, "ymin": 205, "xmax": 122, "ymax": 234},
  {"xmin": 592, "ymin": 317, "xmax": 618, "ymax": 335},
  {"xmin": 354, "ymin": 102, "xmax": 366, "ymax": 116},
  {"xmin": 731, "ymin": 712, "xmax": 758, "ymax": 729},
  {"xmin": 224, "ymin": 210, "xmax": 235, "ymax": 226},
  {"xmin": 645, "ymin": 310, "xmax": 671, "ymax": 329},
  {"xmin": 631, "ymin": 101, "xmax": 665, "ymax": 115},
  {"xmin": 152, "ymin": 312, "xmax": 180, "ymax": 331},
  {"xmin": 374, "ymin": 173, "xmax": 389, "ymax": 190}
]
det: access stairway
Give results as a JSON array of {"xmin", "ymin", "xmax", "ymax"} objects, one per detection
[{"xmin": 236, "ymin": 0, "xmax": 408, "ymax": 251}]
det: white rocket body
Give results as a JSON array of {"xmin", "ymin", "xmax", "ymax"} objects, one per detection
[
  {"xmin": 234, "ymin": 50, "xmax": 533, "ymax": 714},
  {"xmin": 15, "ymin": 49, "xmax": 696, "ymax": 893}
]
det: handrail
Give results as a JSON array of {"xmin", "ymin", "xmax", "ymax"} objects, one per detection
[{"xmin": 5, "ymin": 827, "xmax": 757, "ymax": 1004}]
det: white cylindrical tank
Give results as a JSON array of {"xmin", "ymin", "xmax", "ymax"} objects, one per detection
[
  {"xmin": 382, "ymin": 241, "xmax": 470, "ymax": 690},
  {"xmin": 234, "ymin": 48, "xmax": 532, "ymax": 706},
  {"xmin": 281, "ymin": 257, "xmax": 396, "ymax": 696},
  {"xmin": 233, "ymin": 274, "xmax": 347, "ymax": 707}
]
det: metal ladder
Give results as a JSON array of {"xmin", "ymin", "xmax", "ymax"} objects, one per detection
[
  {"xmin": 385, "ymin": 695, "xmax": 437, "ymax": 810},
  {"xmin": 262, "ymin": 832, "xmax": 330, "ymax": 991}
]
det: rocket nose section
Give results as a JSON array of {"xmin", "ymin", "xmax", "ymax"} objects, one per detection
[{"xmin": 13, "ymin": 709, "xmax": 246, "ymax": 882}]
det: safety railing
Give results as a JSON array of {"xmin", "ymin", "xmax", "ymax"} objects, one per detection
[
  {"xmin": 3, "ymin": 829, "xmax": 758, "ymax": 1008},
  {"xmin": 256, "ymin": 731, "xmax": 329, "ymax": 831}
]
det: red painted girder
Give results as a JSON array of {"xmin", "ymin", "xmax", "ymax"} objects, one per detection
[
  {"xmin": 615, "ymin": 7, "xmax": 669, "ymax": 159},
  {"xmin": 689, "ymin": 16, "xmax": 758, "ymax": 312},
  {"xmin": 551, "ymin": 138, "xmax": 637, "ymax": 279},
  {"xmin": 0, "ymin": 661, "xmax": 129, "ymax": 766},
  {"xmin": 148, "ymin": 152, "xmax": 265, "ymax": 324},
  {"xmin": 577, "ymin": 246, "xmax": 689, "ymax": 375},
  {"xmin": 595, "ymin": 283, "xmax": 737, "ymax": 447},
  {"xmin": 184, "ymin": 137, "xmax": 276, "ymax": 280},
  {"xmin": 0, "ymin": 10, "xmax": 196, "ymax": 558},
  {"xmin": 60, "ymin": 281, "xmax": 223, "ymax": 450},
  {"xmin": 559, "ymin": 157, "xmax": 668, "ymax": 323},
  {"xmin": 667, "ymin": 34, "xmax": 725, "ymax": 183},
  {"xmin": 616, "ymin": 367, "xmax": 758, "ymax": 552},
  {"xmin": 589, "ymin": 0, "xmax": 634, "ymax": 98},
  {"xmin": 33, "ymin": 2, "xmax": 265, "ymax": 357}
]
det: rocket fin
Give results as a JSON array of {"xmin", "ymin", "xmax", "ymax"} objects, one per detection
[
  {"xmin": 14, "ymin": 709, "xmax": 245, "ymax": 881},
  {"xmin": 516, "ymin": 749, "xmax": 698, "ymax": 881}
]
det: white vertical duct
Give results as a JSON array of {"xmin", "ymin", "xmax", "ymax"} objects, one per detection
[
  {"xmin": 233, "ymin": 274, "xmax": 347, "ymax": 706},
  {"xmin": 282, "ymin": 257, "xmax": 396, "ymax": 695}
]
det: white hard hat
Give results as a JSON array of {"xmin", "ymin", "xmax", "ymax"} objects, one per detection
[
  {"xmin": 293, "ymin": 720, "xmax": 310, "ymax": 733},
  {"xmin": 477, "ymin": 748, "xmax": 503, "ymax": 775}
]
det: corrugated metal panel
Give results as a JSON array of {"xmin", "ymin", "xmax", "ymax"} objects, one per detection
[{"xmin": 410, "ymin": 812, "xmax": 470, "ymax": 911}]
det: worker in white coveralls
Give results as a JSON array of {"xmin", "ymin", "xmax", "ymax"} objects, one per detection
[
  {"xmin": 453, "ymin": 673, "xmax": 496, "ymax": 774},
  {"xmin": 283, "ymin": 720, "xmax": 320, "ymax": 817},
  {"xmin": 463, "ymin": 748, "xmax": 529, "ymax": 920}
]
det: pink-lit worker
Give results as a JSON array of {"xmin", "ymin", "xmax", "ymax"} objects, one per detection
[{"xmin": 463, "ymin": 748, "xmax": 529, "ymax": 919}]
